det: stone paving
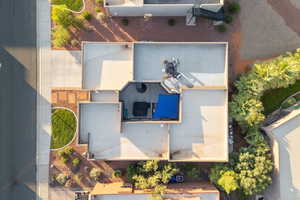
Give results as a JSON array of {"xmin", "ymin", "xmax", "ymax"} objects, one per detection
[
  {"xmin": 51, "ymin": 89, "xmax": 90, "ymax": 113},
  {"xmin": 239, "ymin": 0, "xmax": 300, "ymax": 59}
]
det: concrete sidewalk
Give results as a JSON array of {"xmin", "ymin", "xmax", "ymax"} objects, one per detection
[{"xmin": 36, "ymin": 0, "xmax": 82, "ymax": 199}]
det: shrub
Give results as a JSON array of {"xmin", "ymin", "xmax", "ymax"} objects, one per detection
[
  {"xmin": 81, "ymin": 10, "xmax": 92, "ymax": 21},
  {"xmin": 58, "ymin": 149, "xmax": 69, "ymax": 163},
  {"xmin": 210, "ymin": 142, "xmax": 273, "ymax": 196},
  {"xmin": 52, "ymin": 26, "xmax": 71, "ymax": 48},
  {"xmin": 49, "ymin": 174, "xmax": 57, "ymax": 186},
  {"xmin": 61, "ymin": 156, "xmax": 69, "ymax": 164},
  {"xmin": 112, "ymin": 169, "xmax": 122, "ymax": 178},
  {"xmin": 58, "ymin": 150, "xmax": 67, "ymax": 158},
  {"xmin": 71, "ymin": 39, "xmax": 79, "ymax": 47},
  {"xmin": 65, "ymin": 179, "xmax": 74, "ymax": 187},
  {"xmin": 217, "ymin": 170, "xmax": 239, "ymax": 194},
  {"xmin": 186, "ymin": 168, "xmax": 200, "ymax": 180},
  {"xmin": 128, "ymin": 160, "xmax": 178, "ymax": 196},
  {"xmin": 237, "ymin": 143, "xmax": 273, "ymax": 195},
  {"xmin": 90, "ymin": 168, "xmax": 101, "ymax": 181},
  {"xmin": 227, "ymin": 2, "xmax": 240, "ymax": 14},
  {"xmin": 51, "ymin": 0, "xmax": 84, "ymax": 12},
  {"xmin": 168, "ymin": 18, "xmax": 176, "ymax": 26},
  {"xmin": 64, "ymin": 146, "xmax": 74, "ymax": 155},
  {"xmin": 96, "ymin": 12, "xmax": 105, "ymax": 21},
  {"xmin": 126, "ymin": 163, "xmax": 139, "ymax": 183},
  {"xmin": 56, "ymin": 173, "xmax": 69, "ymax": 185},
  {"xmin": 216, "ymin": 24, "xmax": 227, "ymax": 33},
  {"xmin": 72, "ymin": 157, "xmax": 81, "ymax": 166},
  {"xmin": 72, "ymin": 16, "xmax": 84, "ymax": 28},
  {"xmin": 74, "ymin": 173, "xmax": 83, "ymax": 183},
  {"xmin": 121, "ymin": 18, "xmax": 129, "ymax": 26},
  {"xmin": 52, "ymin": 5, "xmax": 74, "ymax": 28},
  {"xmin": 95, "ymin": 7, "xmax": 101, "ymax": 12},
  {"xmin": 230, "ymin": 49, "xmax": 300, "ymax": 129},
  {"xmin": 224, "ymin": 15, "xmax": 233, "ymax": 24},
  {"xmin": 282, "ymin": 97, "xmax": 297, "ymax": 109}
]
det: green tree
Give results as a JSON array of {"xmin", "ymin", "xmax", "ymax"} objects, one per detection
[
  {"xmin": 230, "ymin": 49, "xmax": 300, "ymax": 131},
  {"xmin": 230, "ymin": 95, "xmax": 265, "ymax": 128},
  {"xmin": 127, "ymin": 160, "xmax": 178, "ymax": 196},
  {"xmin": 209, "ymin": 142, "xmax": 273, "ymax": 196},
  {"xmin": 236, "ymin": 143, "xmax": 273, "ymax": 195},
  {"xmin": 89, "ymin": 168, "xmax": 101, "ymax": 181},
  {"xmin": 52, "ymin": 26, "xmax": 71, "ymax": 48},
  {"xmin": 217, "ymin": 170, "xmax": 239, "ymax": 194},
  {"xmin": 52, "ymin": 5, "xmax": 74, "ymax": 28}
]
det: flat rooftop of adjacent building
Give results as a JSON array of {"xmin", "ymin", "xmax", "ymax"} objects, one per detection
[
  {"xmin": 80, "ymin": 42, "xmax": 228, "ymax": 162},
  {"xmin": 105, "ymin": 0, "xmax": 221, "ymax": 6},
  {"xmin": 263, "ymin": 109, "xmax": 300, "ymax": 200},
  {"xmin": 144, "ymin": 0, "xmax": 221, "ymax": 4},
  {"xmin": 91, "ymin": 182, "xmax": 219, "ymax": 200}
]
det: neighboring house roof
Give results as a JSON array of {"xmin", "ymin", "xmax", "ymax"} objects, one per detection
[
  {"xmin": 263, "ymin": 109, "xmax": 300, "ymax": 200},
  {"xmin": 79, "ymin": 42, "xmax": 228, "ymax": 162},
  {"xmin": 91, "ymin": 182, "xmax": 219, "ymax": 200},
  {"xmin": 104, "ymin": 0, "xmax": 224, "ymax": 17}
]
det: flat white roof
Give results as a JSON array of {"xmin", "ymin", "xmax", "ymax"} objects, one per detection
[
  {"xmin": 134, "ymin": 43, "xmax": 226, "ymax": 86},
  {"xmin": 80, "ymin": 42, "xmax": 228, "ymax": 161},
  {"xmin": 82, "ymin": 43, "xmax": 133, "ymax": 90},
  {"xmin": 170, "ymin": 89, "xmax": 228, "ymax": 161},
  {"xmin": 264, "ymin": 111, "xmax": 300, "ymax": 200},
  {"xmin": 80, "ymin": 103, "xmax": 169, "ymax": 160},
  {"xmin": 94, "ymin": 193, "xmax": 219, "ymax": 200}
]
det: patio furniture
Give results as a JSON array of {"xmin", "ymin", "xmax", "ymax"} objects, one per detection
[
  {"xmin": 133, "ymin": 102, "xmax": 150, "ymax": 116},
  {"xmin": 136, "ymin": 82, "xmax": 147, "ymax": 93},
  {"xmin": 152, "ymin": 94, "xmax": 179, "ymax": 120},
  {"xmin": 164, "ymin": 58, "xmax": 181, "ymax": 78}
]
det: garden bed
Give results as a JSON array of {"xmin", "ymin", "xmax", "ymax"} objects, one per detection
[{"xmin": 51, "ymin": 108, "xmax": 77, "ymax": 149}]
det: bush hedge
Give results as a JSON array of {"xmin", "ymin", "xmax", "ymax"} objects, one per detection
[
  {"xmin": 51, "ymin": 0, "xmax": 84, "ymax": 12},
  {"xmin": 81, "ymin": 10, "xmax": 92, "ymax": 21},
  {"xmin": 230, "ymin": 49, "xmax": 300, "ymax": 130},
  {"xmin": 227, "ymin": 2, "xmax": 240, "ymax": 14},
  {"xmin": 210, "ymin": 142, "xmax": 273, "ymax": 196},
  {"xmin": 52, "ymin": 26, "xmax": 71, "ymax": 48}
]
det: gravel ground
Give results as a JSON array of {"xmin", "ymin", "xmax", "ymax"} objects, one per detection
[
  {"xmin": 289, "ymin": 0, "xmax": 300, "ymax": 9},
  {"xmin": 239, "ymin": 0, "xmax": 300, "ymax": 59}
]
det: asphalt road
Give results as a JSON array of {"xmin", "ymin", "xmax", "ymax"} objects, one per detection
[{"xmin": 0, "ymin": 0, "xmax": 37, "ymax": 199}]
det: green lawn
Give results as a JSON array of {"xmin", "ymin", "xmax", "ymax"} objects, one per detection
[
  {"xmin": 261, "ymin": 80, "xmax": 300, "ymax": 115},
  {"xmin": 51, "ymin": 108, "xmax": 77, "ymax": 149},
  {"xmin": 51, "ymin": 0, "xmax": 83, "ymax": 12}
]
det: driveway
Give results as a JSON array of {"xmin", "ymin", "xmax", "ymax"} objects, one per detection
[{"xmin": 239, "ymin": 0, "xmax": 300, "ymax": 59}]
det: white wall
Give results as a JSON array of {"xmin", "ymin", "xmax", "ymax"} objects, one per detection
[
  {"xmin": 107, "ymin": 4, "xmax": 193, "ymax": 16},
  {"xmin": 106, "ymin": 2, "xmax": 223, "ymax": 16}
]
